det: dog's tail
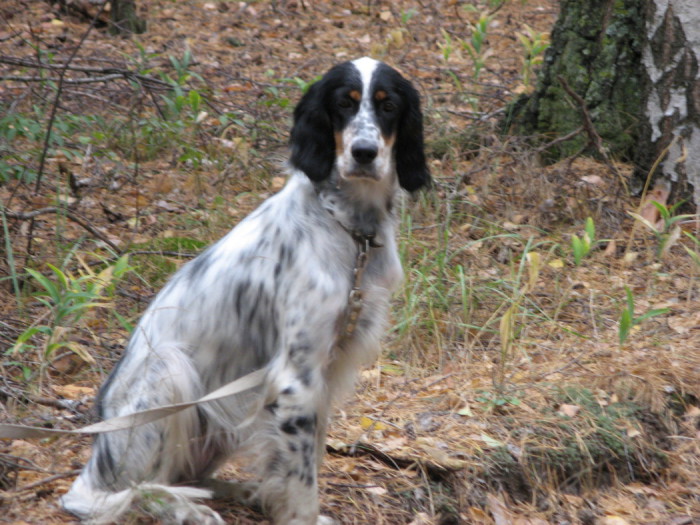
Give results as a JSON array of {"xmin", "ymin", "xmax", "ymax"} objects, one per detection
[{"xmin": 61, "ymin": 472, "xmax": 224, "ymax": 524}]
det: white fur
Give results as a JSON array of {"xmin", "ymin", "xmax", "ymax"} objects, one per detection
[{"xmin": 62, "ymin": 57, "xmax": 428, "ymax": 525}]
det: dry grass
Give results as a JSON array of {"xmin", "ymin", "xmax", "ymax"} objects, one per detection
[{"xmin": 1, "ymin": 0, "xmax": 699, "ymax": 523}]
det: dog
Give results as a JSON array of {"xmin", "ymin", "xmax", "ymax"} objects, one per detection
[{"xmin": 61, "ymin": 56, "xmax": 430, "ymax": 524}]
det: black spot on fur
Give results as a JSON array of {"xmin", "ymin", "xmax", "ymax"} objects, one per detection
[
  {"xmin": 280, "ymin": 415, "xmax": 316, "ymax": 435},
  {"xmin": 187, "ymin": 249, "xmax": 213, "ymax": 280},
  {"xmin": 94, "ymin": 438, "xmax": 116, "ymax": 488}
]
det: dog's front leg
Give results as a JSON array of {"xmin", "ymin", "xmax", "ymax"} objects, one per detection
[{"xmin": 258, "ymin": 349, "xmax": 337, "ymax": 525}]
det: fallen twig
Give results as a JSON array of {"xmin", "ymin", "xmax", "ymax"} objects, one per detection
[
  {"xmin": 33, "ymin": 4, "xmax": 107, "ymax": 195},
  {"xmin": 11, "ymin": 470, "xmax": 81, "ymax": 493},
  {"xmin": 4, "ymin": 207, "xmax": 119, "ymax": 252}
]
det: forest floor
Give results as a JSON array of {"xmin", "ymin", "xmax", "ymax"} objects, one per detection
[{"xmin": 0, "ymin": 0, "xmax": 698, "ymax": 524}]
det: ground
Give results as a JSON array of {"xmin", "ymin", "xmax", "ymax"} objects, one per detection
[{"xmin": 0, "ymin": 0, "xmax": 698, "ymax": 524}]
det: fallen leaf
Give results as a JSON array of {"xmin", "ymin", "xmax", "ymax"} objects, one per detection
[
  {"xmin": 457, "ymin": 404, "xmax": 473, "ymax": 417},
  {"xmin": 599, "ymin": 516, "xmax": 631, "ymax": 525},
  {"xmin": 486, "ymin": 493, "xmax": 511, "ymax": 525},
  {"xmin": 604, "ymin": 239, "xmax": 617, "ymax": 256},
  {"xmin": 581, "ymin": 174, "xmax": 604, "ymax": 186},
  {"xmin": 53, "ymin": 384, "xmax": 95, "ymax": 399},
  {"xmin": 417, "ymin": 443, "xmax": 467, "ymax": 469},
  {"xmin": 667, "ymin": 311, "xmax": 700, "ymax": 334},
  {"xmin": 639, "ymin": 183, "xmax": 670, "ymax": 229},
  {"xmin": 366, "ymin": 486, "xmax": 387, "ymax": 496},
  {"xmin": 378, "ymin": 436, "xmax": 407, "ymax": 452},
  {"xmin": 622, "ymin": 251, "xmax": 638, "ymax": 265},
  {"xmin": 479, "ymin": 433, "xmax": 505, "ymax": 448},
  {"xmin": 359, "ymin": 416, "xmax": 387, "ymax": 431},
  {"xmin": 408, "ymin": 512, "xmax": 433, "ymax": 525},
  {"xmin": 557, "ymin": 404, "xmax": 580, "ymax": 417}
]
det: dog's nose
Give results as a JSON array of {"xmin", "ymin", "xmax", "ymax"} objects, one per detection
[{"xmin": 351, "ymin": 141, "xmax": 378, "ymax": 165}]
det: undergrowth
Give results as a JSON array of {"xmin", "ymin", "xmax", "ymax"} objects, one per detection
[{"xmin": 1, "ymin": 3, "xmax": 698, "ymax": 522}]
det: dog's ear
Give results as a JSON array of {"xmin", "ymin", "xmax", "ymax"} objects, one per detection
[
  {"xmin": 395, "ymin": 79, "xmax": 431, "ymax": 192},
  {"xmin": 289, "ymin": 80, "xmax": 335, "ymax": 183}
]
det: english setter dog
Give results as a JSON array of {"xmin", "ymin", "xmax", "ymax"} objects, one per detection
[{"xmin": 62, "ymin": 56, "xmax": 430, "ymax": 524}]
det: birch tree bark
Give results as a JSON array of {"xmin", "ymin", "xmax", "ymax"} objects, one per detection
[
  {"xmin": 507, "ymin": 0, "xmax": 700, "ymax": 208},
  {"xmin": 636, "ymin": 0, "xmax": 700, "ymax": 207},
  {"xmin": 506, "ymin": 0, "xmax": 646, "ymax": 161}
]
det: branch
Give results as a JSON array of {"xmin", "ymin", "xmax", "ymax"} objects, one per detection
[
  {"xmin": 33, "ymin": 4, "xmax": 107, "ymax": 194},
  {"xmin": 534, "ymin": 126, "xmax": 584, "ymax": 154},
  {"xmin": 0, "ymin": 74, "xmax": 125, "ymax": 84},
  {"xmin": 557, "ymin": 76, "xmax": 604, "ymax": 152},
  {"xmin": 4, "ymin": 207, "xmax": 120, "ymax": 252},
  {"xmin": 0, "ymin": 55, "xmax": 180, "ymax": 91},
  {"xmin": 557, "ymin": 75, "xmax": 627, "ymax": 191},
  {"xmin": 12, "ymin": 471, "xmax": 82, "ymax": 494}
]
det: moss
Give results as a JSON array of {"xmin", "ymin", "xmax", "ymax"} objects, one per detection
[
  {"xmin": 479, "ymin": 385, "xmax": 670, "ymax": 499},
  {"xmin": 503, "ymin": 0, "xmax": 647, "ymax": 162}
]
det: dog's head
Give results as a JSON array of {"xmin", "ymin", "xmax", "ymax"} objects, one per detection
[{"xmin": 289, "ymin": 57, "xmax": 431, "ymax": 192}]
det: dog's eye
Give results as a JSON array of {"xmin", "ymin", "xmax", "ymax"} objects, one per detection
[
  {"xmin": 382, "ymin": 101, "xmax": 397, "ymax": 113},
  {"xmin": 338, "ymin": 98, "xmax": 353, "ymax": 109}
]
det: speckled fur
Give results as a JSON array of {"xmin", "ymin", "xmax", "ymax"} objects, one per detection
[{"xmin": 62, "ymin": 57, "xmax": 429, "ymax": 525}]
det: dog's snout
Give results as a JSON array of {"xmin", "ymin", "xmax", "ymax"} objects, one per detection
[{"xmin": 351, "ymin": 141, "xmax": 378, "ymax": 165}]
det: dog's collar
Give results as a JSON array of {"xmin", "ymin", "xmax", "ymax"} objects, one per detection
[{"xmin": 337, "ymin": 235, "xmax": 371, "ymax": 345}]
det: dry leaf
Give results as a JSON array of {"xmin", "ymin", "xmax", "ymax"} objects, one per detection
[
  {"xmin": 548, "ymin": 258, "xmax": 565, "ymax": 269},
  {"xmin": 417, "ymin": 444, "xmax": 467, "ymax": 470},
  {"xmin": 604, "ymin": 239, "xmax": 617, "ymax": 256},
  {"xmin": 359, "ymin": 416, "xmax": 387, "ymax": 431},
  {"xmin": 53, "ymin": 384, "xmax": 95, "ymax": 399},
  {"xmin": 581, "ymin": 174, "xmax": 604, "ymax": 186},
  {"xmin": 558, "ymin": 404, "xmax": 580, "ymax": 418},
  {"xmin": 667, "ymin": 311, "xmax": 700, "ymax": 334},
  {"xmin": 639, "ymin": 183, "xmax": 670, "ymax": 229},
  {"xmin": 408, "ymin": 512, "xmax": 433, "ymax": 525},
  {"xmin": 366, "ymin": 486, "xmax": 387, "ymax": 496},
  {"xmin": 599, "ymin": 516, "xmax": 631, "ymax": 525},
  {"xmin": 486, "ymin": 493, "xmax": 512, "ymax": 525}
]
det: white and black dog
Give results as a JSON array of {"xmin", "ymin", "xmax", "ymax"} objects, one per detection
[{"xmin": 62, "ymin": 57, "xmax": 430, "ymax": 524}]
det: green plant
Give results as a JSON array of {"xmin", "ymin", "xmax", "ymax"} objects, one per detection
[
  {"xmin": 571, "ymin": 216, "xmax": 596, "ymax": 265},
  {"xmin": 400, "ymin": 8, "xmax": 418, "ymax": 25},
  {"xmin": 10, "ymin": 255, "xmax": 132, "ymax": 376},
  {"xmin": 166, "ymin": 48, "xmax": 204, "ymax": 87},
  {"xmin": 475, "ymin": 388, "xmax": 521, "ymax": 411},
  {"xmin": 439, "ymin": 11, "xmax": 493, "ymax": 110},
  {"xmin": 496, "ymin": 242, "xmax": 541, "ymax": 391},
  {"xmin": 629, "ymin": 201, "xmax": 695, "ymax": 258},
  {"xmin": 517, "ymin": 24, "xmax": 550, "ymax": 91},
  {"xmin": 438, "ymin": 29, "xmax": 455, "ymax": 62},
  {"xmin": 461, "ymin": 13, "xmax": 493, "ymax": 81},
  {"xmin": 618, "ymin": 285, "xmax": 669, "ymax": 345},
  {"xmin": 683, "ymin": 231, "xmax": 700, "ymax": 267}
]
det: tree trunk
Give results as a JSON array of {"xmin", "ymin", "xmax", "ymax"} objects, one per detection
[
  {"xmin": 506, "ymin": 0, "xmax": 700, "ymax": 209},
  {"xmin": 636, "ymin": 0, "xmax": 700, "ymax": 208},
  {"xmin": 110, "ymin": 0, "xmax": 147, "ymax": 35},
  {"xmin": 506, "ymin": 0, "xmax": 646, "ymax": 161}
]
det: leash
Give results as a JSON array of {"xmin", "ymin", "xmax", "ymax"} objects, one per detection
[
  {"xmin": 0, "ymin": 236, "xmax": 374, "ymax": 440},
  {"xmin": 339, "ymin": 235, "xmax": 371, "ymax": 343},
  {"xmin": 0, "ymin": 369, "xmax": 266, "ymax": 439}
]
